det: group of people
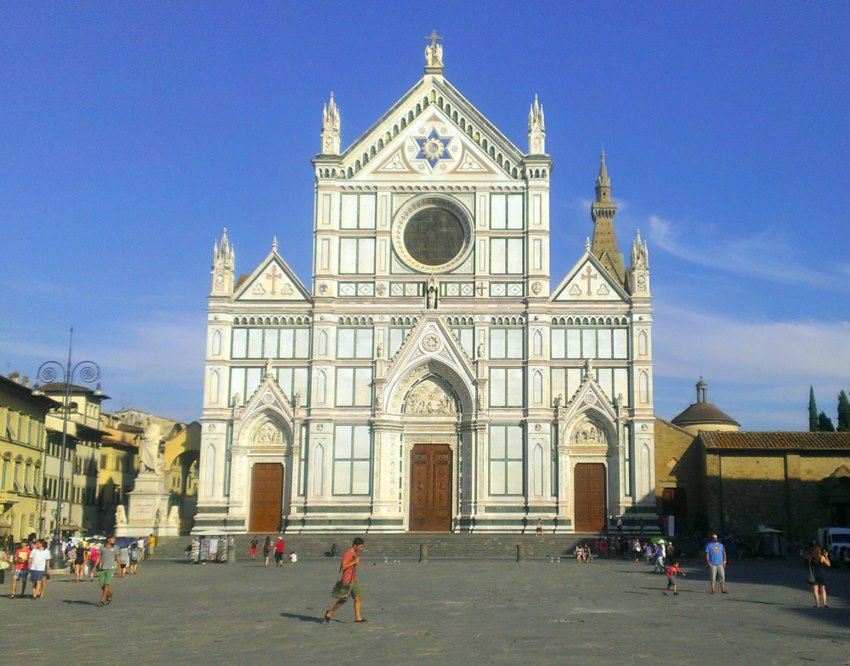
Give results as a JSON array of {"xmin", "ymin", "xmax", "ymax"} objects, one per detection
[
  {"xmin": 2, "ymin": 533, "xmax": 154, "ymax": 607},
  {"xmin": 249, "ymin": 536, "xmax": 295, "ymax": 567}
]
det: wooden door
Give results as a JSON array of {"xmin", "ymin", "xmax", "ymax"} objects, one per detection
[
  {"xmin": 249, "ymin": 463, "xmax": 283, "ymax": 533},
  {"xmin": 574, "ymin": 463, "xmax": 606, "ymax": 532},
  {"xmin": 409, "ymin": 444, "xmax": 452, "ymax": 532}
]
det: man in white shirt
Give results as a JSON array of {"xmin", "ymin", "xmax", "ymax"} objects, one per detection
[{"xmin": 28, "ymin": 539, "xmax": 51, "ymax": 600}]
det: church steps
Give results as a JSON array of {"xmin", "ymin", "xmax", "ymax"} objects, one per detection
[{"xmin": 153, "ymin": 534, "xmax": 618, "ymax": 561}]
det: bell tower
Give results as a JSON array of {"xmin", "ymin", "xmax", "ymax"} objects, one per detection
[{"xmin": 590, "ymin": 151, "xmax": 625, "ymax": 284}]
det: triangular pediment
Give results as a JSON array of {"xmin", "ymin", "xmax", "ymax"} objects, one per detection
[
  {"xmin": 561, "ymin": 371, "xmax": 619, "ymax": 424},
  {"xmin": 382, "ymin": 313, "xmax": 476, "ymax": 413},
  {"xmin": 551, "ymin": 252, "xmax": 628, "ymax": 302},
  {"xmin": 358, "ymin": 106, "xmax": 509, "ymax": 182},
  {"xmin": 234, "ymin": 248, "xmax": 312, "ymax": 302},
  {"xmin": 234, "ymin": 370, "xmax": 296, "ymax": 445},
  {"xmin": 339, "ymin": 77, "xmax": 526, "ymax": 182}
]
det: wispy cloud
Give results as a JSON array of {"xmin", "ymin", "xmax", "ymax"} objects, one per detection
[
  {"xmin": 648, "ymin": 215, "xmax": 847, "ymax": 290},
  {"xmin": 654, "ymin": 302, "xmax": 850, "ymax": 429}
]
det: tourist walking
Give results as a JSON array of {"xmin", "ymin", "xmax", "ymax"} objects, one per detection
[
  {"xmin": 324, "ymin": 537, "xmax": 366, "ymax": 623},
  {"xmin": 147, "ymin": 533, "xmax": 156, "ymax": 559},
  {"xmin": 704, "ymin": 534, "xmax": 728, "ymax": 594},
  {"xmin": 28, "ymin": 539, "xmax": 50, "ymax": 599},
  {"xmin": 9, "ymin": 539, "xmax": 30, "ymax": 599},
  {"xmin": 805, "ymin": 542, "xmax": 830, "ymax": 608},
  {"xmin": 89, "ymin": 542, "xmax": 100, "ymax": 581},
  {"xmin": 250, "ymin": 536, "xmax": 258, "ymax": 560},
  {"xmin": 262, "ymin": 536, "xmax": 272, "ymax": 567},
  {"xmin": 274, "ymin": 537, "xmax": 286, "ymax": 567},
  {"xmin": 653, "ymin": 542, "xmax": 666, "ymax": 573},
  {"xmin": 74, "ymin": 542, "xmax": 86, "ymax": 581},
  {"xmin": 129, "ymin": 541, "xmax": 140, "ymax": 574},
  {"xmin": 663, "ymin": 560, "xmax": 685, "ymax": 596},
  {"xmin": 97, "ymin": 535, "xmax": 121, "ymax": 607},
  {"xmin": 118, "ymin": 543, "xmax": 130, "ymax": 577}
]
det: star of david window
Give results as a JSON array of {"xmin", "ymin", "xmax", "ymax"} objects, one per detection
[{"xmin": 415, "ymin": 129, "xmax": 452, "ymax": 168}]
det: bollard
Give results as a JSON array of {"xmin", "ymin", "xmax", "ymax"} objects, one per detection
[
  {"xmin": 516, "ymin": 543, "xmax": 525, "ymax": 562},
  {"xmin": 419, "ymin": 543, "xmax": 428, "ymax": 563}
]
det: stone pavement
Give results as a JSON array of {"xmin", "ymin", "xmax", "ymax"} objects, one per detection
[{"xmin": 2, "ymin": 553, "xmax": 848, "ymax": 664}]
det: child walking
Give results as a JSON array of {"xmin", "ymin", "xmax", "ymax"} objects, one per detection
[{"xmin": 663, "ymin": 560, "xmax": 686, "ymax": 596}]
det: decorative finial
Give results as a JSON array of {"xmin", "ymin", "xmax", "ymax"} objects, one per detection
[
  {"xmin": 272, "ymin": 236, "xmax": 278, "ymax": 252},
  {"xmin": 585, "ymin": 236, "xmax": 591, "ymax": 252},
  {"xmin": 424, "ymin": 30, "xmax": 444, "ymax": 72}
]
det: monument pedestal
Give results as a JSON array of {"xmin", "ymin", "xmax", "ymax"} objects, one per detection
[{"xmin": 116, "ymin": 474, "xmax": 179, "ymax": 537}]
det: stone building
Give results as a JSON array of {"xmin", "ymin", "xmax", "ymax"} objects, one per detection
[
  {"xmin": 0, "ymin": 373, "xmax": 53, "ymax": 542},
  {"xmin": 195, "ymin": 38, "xmax": 657, "ymax": 534}
]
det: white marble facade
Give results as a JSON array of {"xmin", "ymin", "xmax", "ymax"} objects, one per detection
[{"xmin": 194, "ymin": 38, "xmax": 657, "ymax": 534}]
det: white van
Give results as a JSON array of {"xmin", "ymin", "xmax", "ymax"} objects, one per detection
[{"xmin": 816, "ymin": 527, "xmax": 850, "ymax": 553}]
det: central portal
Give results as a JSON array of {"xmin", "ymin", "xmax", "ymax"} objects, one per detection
[{"xmin": 409, "ymin": 444, "xmax": 452, "ymax": 532}]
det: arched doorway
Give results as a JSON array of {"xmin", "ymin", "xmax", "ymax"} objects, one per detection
[{"xmin": 404, "ymin": 377, "xmax": 458, "ymax": 533}]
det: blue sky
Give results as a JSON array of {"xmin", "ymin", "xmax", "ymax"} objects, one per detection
[{"xmin": 1, "ymin": 2, "xmax": 848, "ymax": 429}]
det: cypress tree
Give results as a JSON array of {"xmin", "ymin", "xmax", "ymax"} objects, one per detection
[
  {"xmin": 808, "ymin": 386, "xmax": 819, "ymax": 431},
  {"xmin": 838, "ymin": 390, "xmax": 850, "ymax": 432},
  {"xmin": 818, "ymin": 411, "xmax": 835, "ymax": 432}
]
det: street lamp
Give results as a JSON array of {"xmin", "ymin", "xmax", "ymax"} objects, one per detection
[{"xmin": 33, "ymin": 327, "xmax": 101, "ymax": 562}]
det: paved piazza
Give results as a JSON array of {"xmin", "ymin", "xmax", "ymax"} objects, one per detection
[{"xmin": 3, "ymin": 553, "xmax": 848, "ymax": 664}]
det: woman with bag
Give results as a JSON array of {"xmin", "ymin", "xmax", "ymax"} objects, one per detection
[
  {"xmin": 805, "ymin": 542, "xmax": 831, "ymax": 608},
  {"xmin": 324, "ymin": 537, "xmax": 366, "ymax": 623}
]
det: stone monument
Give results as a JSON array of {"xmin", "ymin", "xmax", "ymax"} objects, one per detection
[{"xmin": 117, "ymin": 420, "xmax": 179, "ymax": 537}]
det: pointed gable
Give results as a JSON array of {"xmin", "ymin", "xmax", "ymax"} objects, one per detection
[
  {"xmin": 551, "ymin": 251, "xmax": 628, "ymax": 302},
  {"xmin": 234, "ymin": 247, "xmax": 312, "ymax": 303},
  {"xmin": 338, "ymin": 76, "xmax": 526, "ymax": 182}
]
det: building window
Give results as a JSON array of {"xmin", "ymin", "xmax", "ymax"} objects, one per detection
[
  {"xmin": 551, "ymin": 327, "xmax": 628, "ymax": 360},
  {"xmin": 388, "ymin": 327, "xmax": 412, "ymax": 358},
  {"xmin": 489, "ymin": 425, "xmax": 523, "ymax": 495},
  {"xmin": 489, "ymin": 238, "xmax": 524, "ymax": 274},
  {"xmin": 449, "ymin": 326, "xmax": 474, "ymax": 358},
  {"xmin": 490, "ymin": 368, "xmax": 524, "ymax": 407},
  {"xmin": 490, "ymin": 193, "xmax": 524, "ymax": 230},
  {"xmin": 340, "ymin": 193, "xmax": 376, "ymax": 229},
  {"xmin": 231, "ymin": 328, "xmax": 310, "ymax": 360},
  {"xmin": 335, "ymin": 368, "xmax": 372, "ymax": 407},
  {"xmin": 332, "ymin": 425, "xmax": 371, "ymax": 495},
  {"xmin": 490, "ymin": 327, "xmax": 524, "ymax": 359},
  {"xmin": 339, "ymin": 238, "xmax": 375, "ymax": 274},
  {"xmin": 337, "ymin": 328, "xmax": 373, "ymax": 359}
]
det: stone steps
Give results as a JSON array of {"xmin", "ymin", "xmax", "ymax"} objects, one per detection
[{"xmin": 151, "ymin": 533, "xmax": 620, "ymax": 561}]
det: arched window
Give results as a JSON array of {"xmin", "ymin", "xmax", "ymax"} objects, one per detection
[
  {"xmin": 209, "ymin": 370, "xmax": 220, "ymax": 404},
  {"xmin": 212, "ymin": 330, "xmax": 222, "ymax": 356}
]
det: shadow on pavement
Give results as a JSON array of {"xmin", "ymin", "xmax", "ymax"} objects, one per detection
[{"xmin": 279, "ymin": 611, "xmax": 326, "ymax": 624}]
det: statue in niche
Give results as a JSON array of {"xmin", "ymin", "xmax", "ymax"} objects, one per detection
[
  {"xmin": 115, "ymin": 505, "xmax": 127, "ymax": 526},
  {"xmin": 140, "ymin": 421, "xmax": 164, "ymax": 477},
  {"xmin": 167, "ymin": 505, "xmax": 180, "ymax": 526},
  {"xmin": 426, "ymin": 276, "xmax": 438, "ymax": 309}
]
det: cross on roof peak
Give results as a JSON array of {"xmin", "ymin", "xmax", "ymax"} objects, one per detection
[{"xmin": 425, "ymin": 30, "xmax": 442, "ymax": 48}]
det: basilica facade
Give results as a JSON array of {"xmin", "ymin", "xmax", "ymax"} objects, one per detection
[{"xmin": 194, "ymin": 40, "xmax": 657, "ymax": 534}]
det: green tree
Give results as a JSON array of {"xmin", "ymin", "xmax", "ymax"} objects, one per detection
[
  {"xmin": 808, "ymin": 386, "xmax": 819, "ymax": 431},
  {"xmin": 838, "ymin": 390, "xmax": 850, "ymax": 432},
  {"xmin": 818, "ymin": 411, "xmax": 835, "ymax": 432}
]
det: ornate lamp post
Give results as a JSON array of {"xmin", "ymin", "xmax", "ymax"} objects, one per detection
[{"xmin": 33, "ymin": 328, "xmax": 100, "ymax": 562}]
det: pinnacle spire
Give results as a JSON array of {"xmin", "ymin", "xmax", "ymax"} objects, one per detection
[
  {"xmin": 321, "ymin": 92, "xmax": 341, "ymax": 155},
  {"xmin": 528, "ymin": 93, "xmax": 546, "ymax": 153},
  {"xmin": 595, "ymin": 151, "xmax": 611, "ymax": 201}
]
